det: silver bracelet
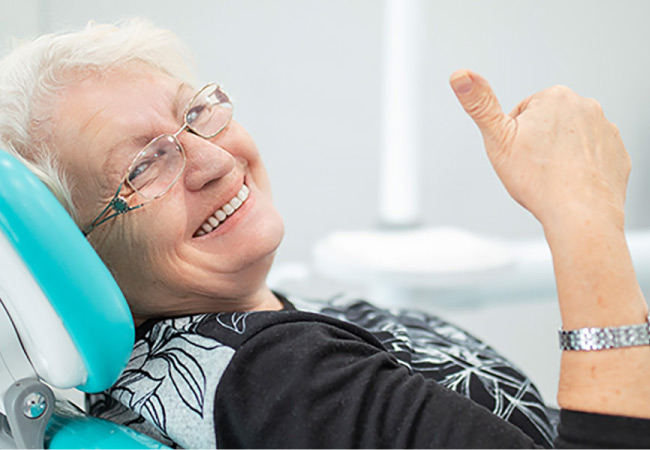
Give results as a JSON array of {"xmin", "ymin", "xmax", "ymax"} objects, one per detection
[{"xmin": 559, "ymin": 314, "xmax": 650, "ymax": 351}]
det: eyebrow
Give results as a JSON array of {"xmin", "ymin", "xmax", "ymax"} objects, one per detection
[{"xmin": 172, "ymin": 82, "xmax": 193, "ymax": 121}]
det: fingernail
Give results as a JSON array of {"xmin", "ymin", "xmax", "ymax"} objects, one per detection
[{"xmin": 451, "ymin": 73, "xmax": 473, "ymax": 94}]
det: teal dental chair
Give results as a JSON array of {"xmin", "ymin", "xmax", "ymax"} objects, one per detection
[{"xmin": 0, "ymin": 150, "xmax": 166, "ymax": 449}]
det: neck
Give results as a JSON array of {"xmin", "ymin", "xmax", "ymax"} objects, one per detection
[
  {"xmin": 246, "ymin": 284, "xmax": 284, "ymax": 311},
  {"xmin": 131, "ymin": 284, "xmax": 283, "ymax": 327}
]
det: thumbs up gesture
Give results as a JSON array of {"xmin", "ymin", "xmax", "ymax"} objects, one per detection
[
  {"xmin": 450, "ymin": 70, "xmax": 630, "ymax": 232},
  {"xmin": 450, "ymin": 72, "xmax": 650, "ymax": 419}
]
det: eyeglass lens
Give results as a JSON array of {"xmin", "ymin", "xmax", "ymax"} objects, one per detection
[
  {"xmin": 125, "ymin": 84, "xmax": 233, "ymax": 200},
  {"xmin": 127, "ymin": 135, "xmax": 184, "ymax": 199},
  {"xmin": 186, "ymin": 84, "xmax": 233, "ymax": 138}
]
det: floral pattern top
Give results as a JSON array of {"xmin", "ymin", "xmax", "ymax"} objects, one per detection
[{"xmin": 88, "ymin": 293, "xmax": 555, "ymax": 448}]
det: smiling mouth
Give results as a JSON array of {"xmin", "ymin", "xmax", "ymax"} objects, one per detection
[{"xmin": 194, "ymin": 184, "xmax": 250, "ymax": 237}]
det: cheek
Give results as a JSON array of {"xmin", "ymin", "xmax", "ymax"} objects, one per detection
[
  {"xmin": 96, "ymin": 203, "xmax": 186, "ymax": 295},
  {"xmin": 93, "ymin": 228, "xmax": 148, "ymax": 302},
  {"xmin": 242, "ymin": 147, "xmax": 273, "ymax": 199},
  {"xmin": 222, "ymin": 124, "xmax": 272, "ymax": 192},
  {"xmin": 250, "ymin": 159, "xmax": 272, "ymax": 198}
]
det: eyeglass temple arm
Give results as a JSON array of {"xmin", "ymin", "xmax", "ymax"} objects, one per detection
[{"xmin": 82, "ymin": 183, "xmax": 144, "ymax": 236}]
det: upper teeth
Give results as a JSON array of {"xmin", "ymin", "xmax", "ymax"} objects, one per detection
[{"xmin": 195, "ymin": 184, "xmax": 249, "ymax": 236}]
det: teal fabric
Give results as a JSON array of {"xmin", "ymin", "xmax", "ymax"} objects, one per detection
[
  {"xmin": 0, "ymin": 151, "xmax": 134, "ymax": 393},
  {"xmin": 46, "ymin": 412, "xmax": 169, "ymax": 449}
]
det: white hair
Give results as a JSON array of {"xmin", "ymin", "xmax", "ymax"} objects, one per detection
[{"xmin": 0, "ymin": 19, "xmax": 195, "ymax": 222}]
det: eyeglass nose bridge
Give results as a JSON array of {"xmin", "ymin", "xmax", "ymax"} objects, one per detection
[
  {"xmin": 171, "ymin": 118, "xmax": 216, "ymax": 145},
  {"xmin": 172, "ymin": 122, "xmax": 190, "ymax": 139},
  {"xmin": 171, "ymin": 113, "xmax": 231, "ymax": 156}
]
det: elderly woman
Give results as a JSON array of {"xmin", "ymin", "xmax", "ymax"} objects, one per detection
[{"xmin": 1, "ymin": 19, "xmax": 649, "ymax": 448}]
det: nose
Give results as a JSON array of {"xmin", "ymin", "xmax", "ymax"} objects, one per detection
[{"xmin": 181, "ymin": 132, "xmax": 236, "ymax": 191}]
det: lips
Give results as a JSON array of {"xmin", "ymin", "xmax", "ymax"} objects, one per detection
[{"xmin": 193, "ymin": 183, "xmax": 250, "ymax": 237}]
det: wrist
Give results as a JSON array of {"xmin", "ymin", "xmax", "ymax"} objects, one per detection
[
  {"xmin": 559, "ymin": 315, "xmax": 650, "ymax": 351},
  {"xmin": 542, "ymin": 209, "xmax": 646, "ymax": 330},
  {"xmin": 558, "ymin": 346, "xmax": 650, "ymax": 418},
  {"xmin": 550, "ymin": 211, "xmax": 650, "ymax": 417},
  {"xmin": 541, "ymin": 203, "xmax": 625, "ymax": 245}
]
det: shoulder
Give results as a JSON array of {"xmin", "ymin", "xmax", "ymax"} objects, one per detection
[
  {"xmin": 189, "ymin": 307, "xmax": 387, "ymax": 351},
  {"xmin": 90, "ymin": 310, "xmax": 375, "ymax": 448}
]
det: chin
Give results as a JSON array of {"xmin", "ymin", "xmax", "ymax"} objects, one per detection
[
  {"xmin": 201, "ymin": 205, "xmax": 285, "ymax": 276},
  {"xmin": 231, "ymin": 212, "xmax": 285, "ymax": 274}
]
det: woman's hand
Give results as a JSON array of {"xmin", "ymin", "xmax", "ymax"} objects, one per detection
[
  {"xmin": 449, "ymin": 69, "xmax": 629, "ymax": 232},
  {"xmin": 450, "ymin": 70, "xmax": 650, "ymax": 418}
]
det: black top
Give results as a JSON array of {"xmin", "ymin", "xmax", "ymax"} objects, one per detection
[{"xmin": 88, "ymin": 293, "xmax": 650, "ymax": 448}]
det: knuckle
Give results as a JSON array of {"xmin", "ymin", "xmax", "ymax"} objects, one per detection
[
  {"xmin": 539, "ymin": 85, "xmax": 581, "ymax": 106},
  {"xmin": 623, "ymin": 151, "xmax": 632, "ymax": 175},
  {"xmin": 587, "ymin": 97, "xmax": 603, "ymax": 113},
  {"xmin": 548, "ymin": 84, "xmax": 574, "ymax": 97}
]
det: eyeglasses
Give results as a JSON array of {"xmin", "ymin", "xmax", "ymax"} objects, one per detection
[{"xmin": 83, "ymin": 83, "xmax": 233, "ymax": 236}]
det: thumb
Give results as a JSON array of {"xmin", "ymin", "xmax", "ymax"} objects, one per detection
[{"xmin": 450, "ymin": 70, "xmax": 511, "ymax": 141}]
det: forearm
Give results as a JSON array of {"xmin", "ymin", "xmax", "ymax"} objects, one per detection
[
  {"xmin": 544, "ymin": 212, "xmax": 650, "ymax": 418},
  {"xmin": 449, "ymin": 69, "xmax": 650, "ymax": 422}
]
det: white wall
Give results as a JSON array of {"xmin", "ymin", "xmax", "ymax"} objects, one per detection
[{"xmin": 3, "ymin": 0, "xmax": 649, "ymax": 267}]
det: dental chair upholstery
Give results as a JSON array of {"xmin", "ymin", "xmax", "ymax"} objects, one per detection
[{"xmin": 0, "ymin": 150, "xmax": 165, "ymax": 448}]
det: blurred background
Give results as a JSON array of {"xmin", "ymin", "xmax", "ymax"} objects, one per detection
[{"xmin": 2, "ymin": 0, "xmax": 650, "ymax": 407}]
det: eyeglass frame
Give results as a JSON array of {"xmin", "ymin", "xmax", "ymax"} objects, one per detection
[{"xmin": 82, "ymin": 82, "xmax": 233, "ymax": 236}]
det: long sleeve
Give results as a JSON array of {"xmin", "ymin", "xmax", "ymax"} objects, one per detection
[
  {"xmin": 555, "ymin": 409, "xmax": 650, "ymax": 448},
  {"xmin": 214, "ymin": 319, "xmax": 538, "ymax": 448}
]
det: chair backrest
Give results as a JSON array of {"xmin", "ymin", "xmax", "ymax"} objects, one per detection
[{"xmin": 0, "ymin": 150, "xmax": 134, "ymax": 400}]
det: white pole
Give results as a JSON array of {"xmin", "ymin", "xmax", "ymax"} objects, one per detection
[{"xmin": 379, "ymin": 0, "xmax": 423, "ymax": 227}]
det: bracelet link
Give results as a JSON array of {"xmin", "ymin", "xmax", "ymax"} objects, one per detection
[{"xmin": 559, "ymin": 314, "xmax": 650, "ymax": 351}]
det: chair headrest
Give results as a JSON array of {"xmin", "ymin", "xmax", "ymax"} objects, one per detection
[{"xmin": 0, "ymin": 150, "xmax": 134, "ymax": 393}]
